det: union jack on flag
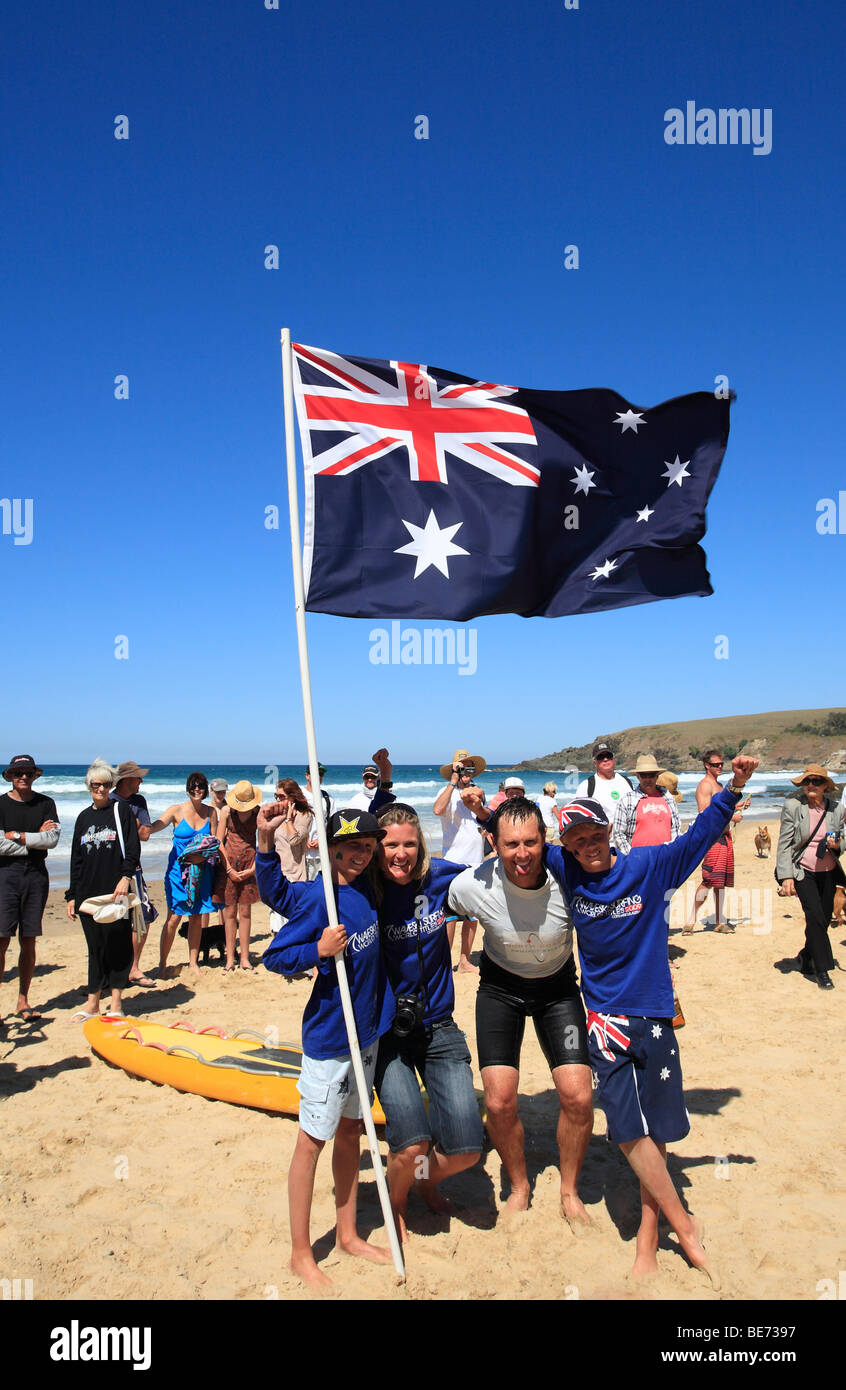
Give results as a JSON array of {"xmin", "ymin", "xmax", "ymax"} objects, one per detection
[
  {"xmin": 290, "ymin": 341, "xmax": 732, "ymax": 621},
  {"xmin": 586, "ymin": 1010, "xmax": 631, "ymax": 1062}
]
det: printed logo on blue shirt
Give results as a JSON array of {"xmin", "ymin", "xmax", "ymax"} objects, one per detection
[{"xmin": 573, "ymin": 893, "xmax": 643, "ymax": 920}]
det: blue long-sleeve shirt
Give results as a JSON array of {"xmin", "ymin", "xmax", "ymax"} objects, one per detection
[
  {"xmin": 545, "ymin": 785, "xmax": 740, "ymax": 1017},
  {"xmin": 256, "ymin": 851, "xmax": 395, "ymax": 1060},
  {"xmin": 378, "ymin": 858, "xmax": 466, "ymax": 1027}
]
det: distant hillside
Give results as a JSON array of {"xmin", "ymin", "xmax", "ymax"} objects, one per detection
[{"xmin": 510, "ymin": 708, "xmax": 846, "ymax": 774}]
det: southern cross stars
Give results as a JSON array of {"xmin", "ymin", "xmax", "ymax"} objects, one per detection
[
  {"xmin": 662, "ymin": 455, "xmax": 691, "ymax": 487},
  {"xmin": 636, "ymin": 505, "xmax": 655, "ymax": 523},
  {"xmin": 651, "ymin": 1024, "xmax": 663, "ymax": 1038},
  {"xmin": 395, "ymin": 509, "xmax": 469, "ymax": 579},
  {"xmin": 589, "ymin": 557, "xmax": 618, "ymax": 581},
  {"xmin": 614, "ymin": 409, "xmax": 646, "ymax": 433},
  {"xmin": 571, "ymin": 463, "xmax": 597, "ymax": 496}
]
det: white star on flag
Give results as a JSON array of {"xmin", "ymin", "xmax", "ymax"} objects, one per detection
[
  {"xmin": 636, "ymin": 505, "xmax": 655, "ymax": 523},
  {"xmin": 660, "ymin": 1067, "xmax": 670, "ymax": 1081},
  {"xmin": 589, "ymin": 558, "xmax": 618, "ymax": 581},
  {"xmin": 651, "ymin": 1024, "xmax": 662, "ymax": 1038},
  {"xmin": 662, "ymin": 455, "xmax": 691, "ymax": 487},
  {"xmin": 570, "ymin": 463, "xmax": 597, "ymax": 496},
  {"xmin": 614, "ymin": 409, "xmax": 646, "ymax": 433},
  {"xmin": 395, "ymin": 509, "xmax": 469, "ymax": 579},
  {"xmin": 670, "ymin": 1049, "xmax": 676, "ymax": 1056}
]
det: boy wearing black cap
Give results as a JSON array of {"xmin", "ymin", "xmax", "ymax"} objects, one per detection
[
  {"xmin": 256, "ymin": 803, "xmax": 395, "ymax": 1289},
  {"xmin": 546, "ymin": 754, "xmax": 757, "ymax": 1283}
]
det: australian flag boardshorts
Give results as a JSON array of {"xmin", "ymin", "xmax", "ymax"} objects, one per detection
[{"xmin": 587, "ymin": 1012, "xmax": 690, "ymax": 1145}]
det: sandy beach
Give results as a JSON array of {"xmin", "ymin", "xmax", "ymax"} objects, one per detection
[{"xmin": 1, "ymin": 820, "xmax": 843, "ymax": 1303}]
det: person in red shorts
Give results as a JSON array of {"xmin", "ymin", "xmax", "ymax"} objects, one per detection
[{"xmin": 683, "ymin": 749, "xmax": 744, "ymax": 935}]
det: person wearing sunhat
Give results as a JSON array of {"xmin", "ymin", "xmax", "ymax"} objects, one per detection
[
  {"xmin": 433, "ymin": 749, "xmax": 490, "ymax": 974},
  {"xmin": 217, "ymin": 780, "xmax": 262, "ymax": 972},
  {"xmin": 110, "ymin": 761, "xmax": 157, "ymax": 987},
  {"xmin": 613, "ymin": 755, "xmax": 681, "ymax": 855},
  {"xmin": 546, "ymin": 753, "xmax": 758, "ymax": 1281},
  {"xmin": 776, "ymin": 764, "xmax": 844, "ymax": 990},
  {"xmin": 0, "ymin": 754, "xmax": 60, "ymax": 1024},
  {"xmin": 256, "ymin": 802, "xmax": 395, "ymax": 1288}
]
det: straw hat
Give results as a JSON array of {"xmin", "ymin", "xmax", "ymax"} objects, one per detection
[
  {"xmin": 657, "ymin": 771, "xmax": 683, "ymax": 802},
  {"xmin": 791, "ymin": 764, "xmax": 836, "ymax": 794},
  {"xmin": 439, "ymin": 749, "xmax": 487, "ymax": 780},
  {"xmin": 632, "ymin": 754, "xmax": 664, "ymax": 775},
  {"xmin": 226, "ymin": 779, "xmax": 262, "ymax": 811}
]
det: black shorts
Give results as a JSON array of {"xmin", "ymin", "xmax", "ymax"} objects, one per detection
[
  {"xmin": 0, "ymin": 863, "xmax": 49, "ymax": 938},
  {"xmin": 476, "ymin": 952, "xmax": 589, "ymax": 1071}
]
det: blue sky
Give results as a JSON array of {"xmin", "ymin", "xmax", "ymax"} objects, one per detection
[{"xmin": 3, "ymin": 0, "xmax": 842, "ymax": 764}]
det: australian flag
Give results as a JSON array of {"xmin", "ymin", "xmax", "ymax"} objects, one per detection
[{"xmin": 291, "ymin": 342, "xmax": 731, "ymax": 620}]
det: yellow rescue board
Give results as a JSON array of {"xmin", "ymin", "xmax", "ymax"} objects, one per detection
[{"xmin": 83, "ymin": 1017, "xmax": 387, "ymax": 1122}]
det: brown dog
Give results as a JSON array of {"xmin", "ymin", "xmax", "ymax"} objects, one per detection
[{"xmin": 754, "ymin": 825, "xmax": 771, "ymax": 858}]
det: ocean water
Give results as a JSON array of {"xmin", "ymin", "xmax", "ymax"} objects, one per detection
[{"xmin": 20, "ymin": 763, "xmax": 807, "ymax": 890}]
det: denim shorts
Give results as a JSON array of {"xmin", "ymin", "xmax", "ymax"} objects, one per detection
[{"xmin": 375, "ymin": 1019, "xmax": 484, "ymax": 1156}]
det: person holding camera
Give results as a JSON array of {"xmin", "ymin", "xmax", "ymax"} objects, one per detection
[
  {"xmin": 372, "ymin": 792, "xmax": 484, "ymax": 1243},
  {"xmin": 776, "ymin": 764, "xmax": 844, "ymax": 990},
  {"xmin": 256, "ymin": 801, "xmax": 395, "ymax": 1289}
]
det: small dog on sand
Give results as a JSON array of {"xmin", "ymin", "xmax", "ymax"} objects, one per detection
[
  {"xmin": 178, "ymin": 918, "xmax": 230, "ymax": 965},
  {"xmin": 754, "ymin": 826, "xmax": 771, "ymax": 858}
]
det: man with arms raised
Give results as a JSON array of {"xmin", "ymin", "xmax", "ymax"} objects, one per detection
[
  {"xmin": 546, "ymin": 755, "xmax": 757, "ymax": 1281},
  {"xmin": 447, "ymin": 797, "xmax": 593, "ymax": 1222}
]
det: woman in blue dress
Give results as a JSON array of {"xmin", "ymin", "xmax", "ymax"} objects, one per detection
[{"xmin": 148, "ymin": 771, "xmax": 219, "ymax": 978}]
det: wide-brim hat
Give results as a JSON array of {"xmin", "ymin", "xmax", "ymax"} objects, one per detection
[
  {"xmin": 78, "ymin": 893, "xmax": 141, "ymax": 922},
  {"xmin": 226, "ymin": 779, "xmax": 262, "ymax": 811},
  {"xmin": 633, "ymin": 754, "xmax": 664, "ymax": 775},
  {"xmin": 656, "ymin": 771, "xmax": 683, "ymax": 802},
  {"xmin": 504, "ymin": 776, "xmax": 525, "ymax": 789},
  {"xmin": 115, "ymin": 761, "xmax": 149, "ymax": 782},
  {"xmin": 327, "ymin": 809, "xmax": 385, "ymax": 843},
  {"xmin": 791, "ymin": 764, "xmax": 836, "ymax": 794},
  {"xmin": 439, "ymin": 749, "xmax": 487, "ymax": 780},
  {"xmin": 3, "ymin": 754, "xmax": 43, "ymax": 781}
]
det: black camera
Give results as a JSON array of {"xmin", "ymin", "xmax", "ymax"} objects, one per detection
[{"xmin": 392, "ymin": 992, "xmax": 426, "ymax": 1038}]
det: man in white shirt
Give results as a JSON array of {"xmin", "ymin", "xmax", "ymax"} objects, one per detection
[
  {"xmin": 303, "ymin": 764, "xmax": 336, "ymax": 880},
  {"xmin": 576, "ymin": 742, "xmax": 632, "ymax": 821},
  {"xmin": 346, "ymin": 764, "xmax": 383, "ymax": 813},
  {"xmin": 447, "ymin": 797, "xmax": 592, "ymax": 1222},
  {"xmin": 433, "ymin": 749, "xmax": 490, "ymax": 973}
]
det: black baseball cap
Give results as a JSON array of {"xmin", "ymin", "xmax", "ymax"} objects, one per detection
[{"xmin": 326, "ymin": 810, "xmax": 385, "ymax": 843}]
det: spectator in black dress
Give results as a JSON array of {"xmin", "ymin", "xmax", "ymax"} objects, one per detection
[
  {"xmin": 66, "ymin": 760, "xmax": 140, "ymax": 1021},
  {"xmin": 0, "ymin": 753, "xmax": 60, "ymax": 1025}
]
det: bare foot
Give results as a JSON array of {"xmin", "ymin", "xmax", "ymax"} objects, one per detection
[
  {"xmin": 631, "ymin": 1247, "xmax": 659, "ymax": 1278},
  {"xmin": 187, "ymin": 963, "xmax": 202, "ymax": 979},
  {"xmin": 336, "ymin": 1235, "xmax": 392, "ymax": 1264},
  {"xmin": 290, "ymin": 1252, "xmax": 332, "ymax": 1289},
  {"xmin": 503, "ymin": 1185, "xmax": 530, "ymax": 1213},
  {"xmin": 560, "ymin": 1192, "xmax": 592, "ymax": 1231},
  {"xmin": 415, "ymin": 1179, "xmax": 452, "ymax": 1214},
  {"xmin": 681, "ymin": 926, "xmax": 694, "ymax": 936},
  {"xmin": 156, "ymin": 964, "xmax": 179, "ymax": 980},
  {"xmin": 457, "ymin": 959, "xmax": 479, "ymax": 974},
  {"xmin": 679, "ymin": 1218, "xmax": 720, "ymax": 1289}
]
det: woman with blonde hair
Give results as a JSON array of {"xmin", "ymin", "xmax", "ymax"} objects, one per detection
[
  {"xmin": 777, "ymin": 764, "xmax": 844, "ymax": 990},
  {"xmin": 371, "ymin": 782, "xmax": 482, "ymax": 1242},
  {"xmin": 536, "ymin": 782, "xmax": 559, "ymax": 842},
  {"xmin": 65, "ymin": 760, "xmax": 141, "ymax": 1021}
]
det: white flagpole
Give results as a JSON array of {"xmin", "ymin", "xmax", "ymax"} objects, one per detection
[{"xmin": 280, "ymin": 328, "xmax": 405, "ymax": 1280}]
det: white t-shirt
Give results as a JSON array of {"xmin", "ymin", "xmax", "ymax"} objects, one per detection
[
  {"xmin": 304, "ymin": 788, "xmax": 336, "ymax": 865},
  {"xmin": 346, "ymin": 788, "xmax": 376, "ymax": 812},
  {"xmin": 536, "ymin": 793, "xmax": 558, "ymax": 830},
  {"xmin": 438, "ymin": 786, "xmax": 485, "ymax": 867},
  {"xmin": 575, "ymin": 772, "xmax": 632, "ymax": 820},
  {"xmin": 447, "ymin": 858, "xmax": 574, "ymax": 978}
]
